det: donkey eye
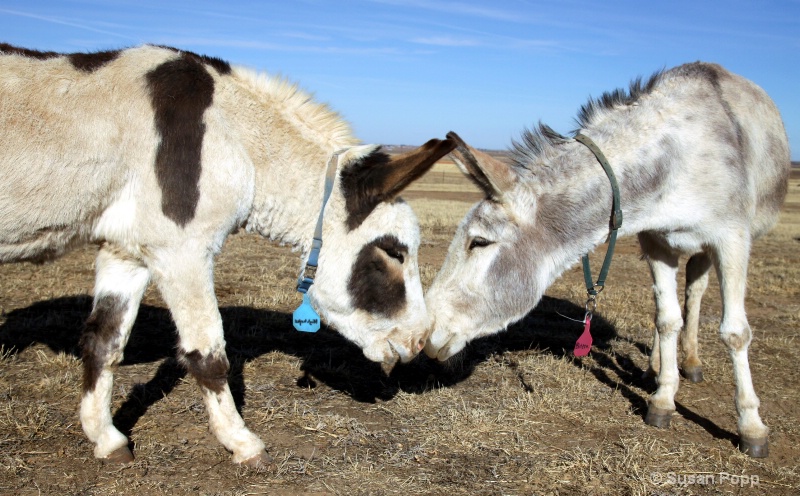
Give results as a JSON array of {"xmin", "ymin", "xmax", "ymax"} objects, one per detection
[
  {"xmin": 383, "ymin": 248, "xmax": 405, "ymax": 264},
  {"xmin": 468, "ymin": 237, "xmax": 493, "ymax": 250}
]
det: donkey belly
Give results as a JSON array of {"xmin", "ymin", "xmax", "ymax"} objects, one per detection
[
  {"xmin": 0, "ymin": 225, "xmax": 92, "ymax": 263},
  {"xmin": 0, "ymin": 192, "xmax": 104, "ymax": 264},
  {"xmin": 0, "ymin": 154, "xmax": 128, "ymax": 263}
]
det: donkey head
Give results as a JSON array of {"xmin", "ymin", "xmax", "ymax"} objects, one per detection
[
  {"xmin": 308, "ymin": 138, "xmax": 455, "ymax": 372},
  {"xmin": 424, "ymin": 132, "xmax": 548, "ymax": 361}
]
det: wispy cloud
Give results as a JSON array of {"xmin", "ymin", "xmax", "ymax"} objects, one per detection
[
  {"xmin": 153, "ymin": 37, "xmax": 409, "ymax": 57},
  {"xmin": 365, "ymin": 0, "xmax": 526, "ymax": 23},
  {"xmin": 0, "ymin": 8, "xmax": 135, "ymax": 41},
  {"xmin": 278, "ymin": 31, "xmax": 332, "ymax": 43},
  {"xmin": 410, "ymin": 36, "xmax": 481, "ymax": 47}
]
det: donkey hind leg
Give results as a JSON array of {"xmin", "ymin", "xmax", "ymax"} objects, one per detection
[
  {"xmin": 638, "ymin": 235, "xmax": 666, "ymax": 379},
  {"xmin": 153, "ymin": 251, "xmax": 271, "ymax": 469},
  {"xmin": 80, "ymin": 246, "xmax": 150, "ymax": 462},
  {"xmin": 643, "ymin": 329, "xmax": 661, "ymax": 379},
  {"xmin": 681, "ymin": 252, "xmax": 713, "ymax": 383},
  {"xmin": 714, "ymin": 235, "xmax": 768, "ymax": 457},
  {"xmin": 639, "ymin": 234, "xmax": 682, "ymax": 429}
]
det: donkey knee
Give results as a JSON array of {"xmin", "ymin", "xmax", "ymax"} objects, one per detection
[
  {"xmin": 655, "ymin": 316, "xmax": 683, "ymax": 337},
  {"xmin": 720, "ymin": 324, "xmax": 752, "ymax": 352},
  {"xmin": 178, "ymin": 348, "xmax": 267, "ymax": 463},
  {"xmin": 179, "ymin": 349, "xmax": 230, "ymax": 394}
]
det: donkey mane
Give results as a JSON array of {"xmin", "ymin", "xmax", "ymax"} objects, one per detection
[
  {"xmin": 510, "ymin": 69, "xmax": 665, "ymax": 177},
  {"xmin": 510, "ymin": 122, "xmax": 571, "ymax": 168},
  {"xmin": 231, "ymin": 67, "xmax": 358, "ymax": 150},
  {"xmin": 575, "ymin": 69, "xmax": 664, "ymax": 128}
]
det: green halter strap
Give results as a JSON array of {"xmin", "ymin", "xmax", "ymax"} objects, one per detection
[{"xmin": 574, "ymin": 134, "xmax": 623, "ymax": 312}]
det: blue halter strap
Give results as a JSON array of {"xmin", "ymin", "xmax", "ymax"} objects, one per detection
[{"xmin": 296, "ymin": 149, "xmax": 346, "ymax": 294}]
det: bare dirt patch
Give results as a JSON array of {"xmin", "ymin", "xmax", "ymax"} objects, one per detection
[{"xmin": 1, "ymin": 163, "xmax": 799, "ymax": 495}]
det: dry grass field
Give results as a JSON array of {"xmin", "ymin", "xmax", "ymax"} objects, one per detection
[{"xmin": 1, "ymin": 159, "xmax": 799, "ymax": 495}]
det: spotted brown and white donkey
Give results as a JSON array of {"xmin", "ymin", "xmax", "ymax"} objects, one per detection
[
  {"xmin": 424, "ymin": 63, "xmax": 789, "ymax": 457},
  {"xmin": 0, "ymin": 44, "xmax": 454, "ymax": 468}
]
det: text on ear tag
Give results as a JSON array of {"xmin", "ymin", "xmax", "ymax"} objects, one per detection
[
  {"xmin": 574, "ymin": 313, "xmax": 593, "ymax": 357},
  {"xmin": 293, "ymin": 293, "xmax": 320, "ymax": 333}
]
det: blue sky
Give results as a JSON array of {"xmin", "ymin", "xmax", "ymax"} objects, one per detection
[{"xmin": 2, "ymin": 1, "xmax": 799, "ymax": 159}]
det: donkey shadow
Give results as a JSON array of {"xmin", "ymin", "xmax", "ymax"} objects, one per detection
[
  {"xmin": 0, "ymin": 295, "xmax": 736, "ymax": 446},
  {"xmin": 438, "ymin": 295, "xmax": 738, "ymax": 447},
  {"xmin": 0, "ymin": 295, "xmax": 470, "ymax": 438}
]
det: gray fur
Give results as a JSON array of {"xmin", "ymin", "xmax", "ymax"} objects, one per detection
[{"xmin": 426, "ymin": 62, "xmax": 790, "ymax": 456}]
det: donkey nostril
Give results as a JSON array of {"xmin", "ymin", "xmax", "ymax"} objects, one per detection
[{"xmin": 416, "ymin": 338, "xmax": 425, "ymax": 351}]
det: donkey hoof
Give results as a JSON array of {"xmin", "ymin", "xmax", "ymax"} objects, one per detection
[
  {"xmin": 641, "ymin": 368, "xmax": 658, "ymax": 379},
  {"xmin": 645, "ymin": 406, "xmax": 673, "ymax": 428},
  {"xmin": 239, "ymin": 451, "xmax": 275, "ymax": 472},
  {"xmin": 104, "ymin": 446, "xmax": 134, "ymax": 464},
  {"xmin": 739, "ymin": 436, "xmax": 769, "ymax": 458},
  {"xmin": 682, "ymin": 366, "xmax": 704, "ymax": 383}
]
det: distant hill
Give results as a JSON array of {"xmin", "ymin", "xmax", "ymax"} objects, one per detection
[
  {"xmin": 387, "ymin": 146, "xmax": 800, "ymax": 174},
  {"xmin": 383, "ymin": 144, "xmax": 510, "ymax": 160}
]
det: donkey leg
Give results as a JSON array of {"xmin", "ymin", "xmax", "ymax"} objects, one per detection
[
  {"xmin": 152, "ymin": 250, "xmax": 271, "ymax": 469},
  {"xmin": 713, "ymin": 237, "xmax": 768, "ymax": 457},
  {"xmin": 639, "ymin": 234, "xmax": 682, "ymax": 428},
  {"xmin": 643, "ymin": 329, "xmax": 661, "ymax": 379},
  {"xmin": 681, "ymin": 252, "xmax": 712, "ymax": 383},
  {"xmin": 80, "ymin": 246, "xmax": 150, "ymax": 462}
]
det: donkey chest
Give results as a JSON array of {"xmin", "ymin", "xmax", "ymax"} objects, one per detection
[{"xmin": 641, "ymin": 229, "xmax": 708, "ymax": 256}]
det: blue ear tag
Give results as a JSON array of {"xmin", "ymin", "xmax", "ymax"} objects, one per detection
[{"xmin": 293, "ymin": 293, "xmax": 320, "ymax": 332}]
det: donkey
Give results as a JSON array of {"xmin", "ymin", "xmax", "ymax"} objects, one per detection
[
  {"xmin": 0, "ymin": 43, "xmax": 455, "ymax": 468},
  {"xmin": 424, "ymin": 62, "xmax": 789, "ymax": 457}
]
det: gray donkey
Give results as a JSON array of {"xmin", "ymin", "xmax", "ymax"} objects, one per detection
[{"xmin": 424, "ymin": 62, "xmax": 790, "ymax": 457}]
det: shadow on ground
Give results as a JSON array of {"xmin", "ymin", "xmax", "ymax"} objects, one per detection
[{"xmin": 0, "ymin": 294, "xmax": 736, "ymax": 447}]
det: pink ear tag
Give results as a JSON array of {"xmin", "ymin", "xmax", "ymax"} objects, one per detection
[{"xmin": 573, "ymin": 313, "xmax": 593, "ymax": 357}]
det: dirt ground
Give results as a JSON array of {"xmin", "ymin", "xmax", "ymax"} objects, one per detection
[{"xmin": 1, "ymin": 163, "xmax": 799, "ymax": 495}]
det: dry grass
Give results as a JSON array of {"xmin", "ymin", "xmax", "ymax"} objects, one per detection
[{"xmin": 1, "ymin": 162, "xmax": 799, "ymax": 495}]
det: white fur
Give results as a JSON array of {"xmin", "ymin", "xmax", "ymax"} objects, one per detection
[{"xmin": 1, "ymin": 44, "xmax": 446, "ymax": 465}]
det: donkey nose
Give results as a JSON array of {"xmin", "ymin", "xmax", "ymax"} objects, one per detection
[{"xmin": 421, "ymin": 315, "xmax": 436, "ymax": 344}]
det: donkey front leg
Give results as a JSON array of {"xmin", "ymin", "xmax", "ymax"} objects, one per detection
[
  {"xmin": 714, "ymin": 236, "xmax": 768, "ymax": 457},
  {"xmin": 680, "ymin": 252, "xmax": 712, "ymax": 383},
  {"xmin": 80, "ymin": 246, "xmax": 150, "ymax": 463},
  {"xmin": 639, "ymin": 234, "xmax": 682, "ymax": 429},
  {"xmin": 152, "ymin": 250, "xmax": 271, "ymax": 469}
]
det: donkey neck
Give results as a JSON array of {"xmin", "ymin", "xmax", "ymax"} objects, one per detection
[
  {"xmin": 244, "ymin": 147, "xmax": 342, "ymax": 252},
  {"xmin": 221, "ymin": 69, "xmax": 358, "ymax": 252},
  {"xmin": 529, "ymin": 136, "xmax": 644, "ymax": 289}
]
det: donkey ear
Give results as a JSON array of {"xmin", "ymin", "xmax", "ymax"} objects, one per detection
[
  {"xmin": 340, "ymin": 137, "xmax": 456, "ymax": 230},
  {"xmin": 379, "ymin": 137, "xmax": 457, "ymax": 199},
  {"xmin": 446, "ymin": 131, "xmax": 515, "ymax": 200}
]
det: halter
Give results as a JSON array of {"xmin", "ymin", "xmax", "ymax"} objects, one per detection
[
  {"xmin": 296, "ymin": 149, "xmax": 347, "ymax": 294},
  {"xmin": 575, "ymin": 134, "xmax": 622, "ymax": 306},
  {"xmin": 293, "ymin": 148, "xmax": 348, "ymax": 333},
  {"xmin": 572, "ymin": 134, "xmax": 623, "ymax": 355}
]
